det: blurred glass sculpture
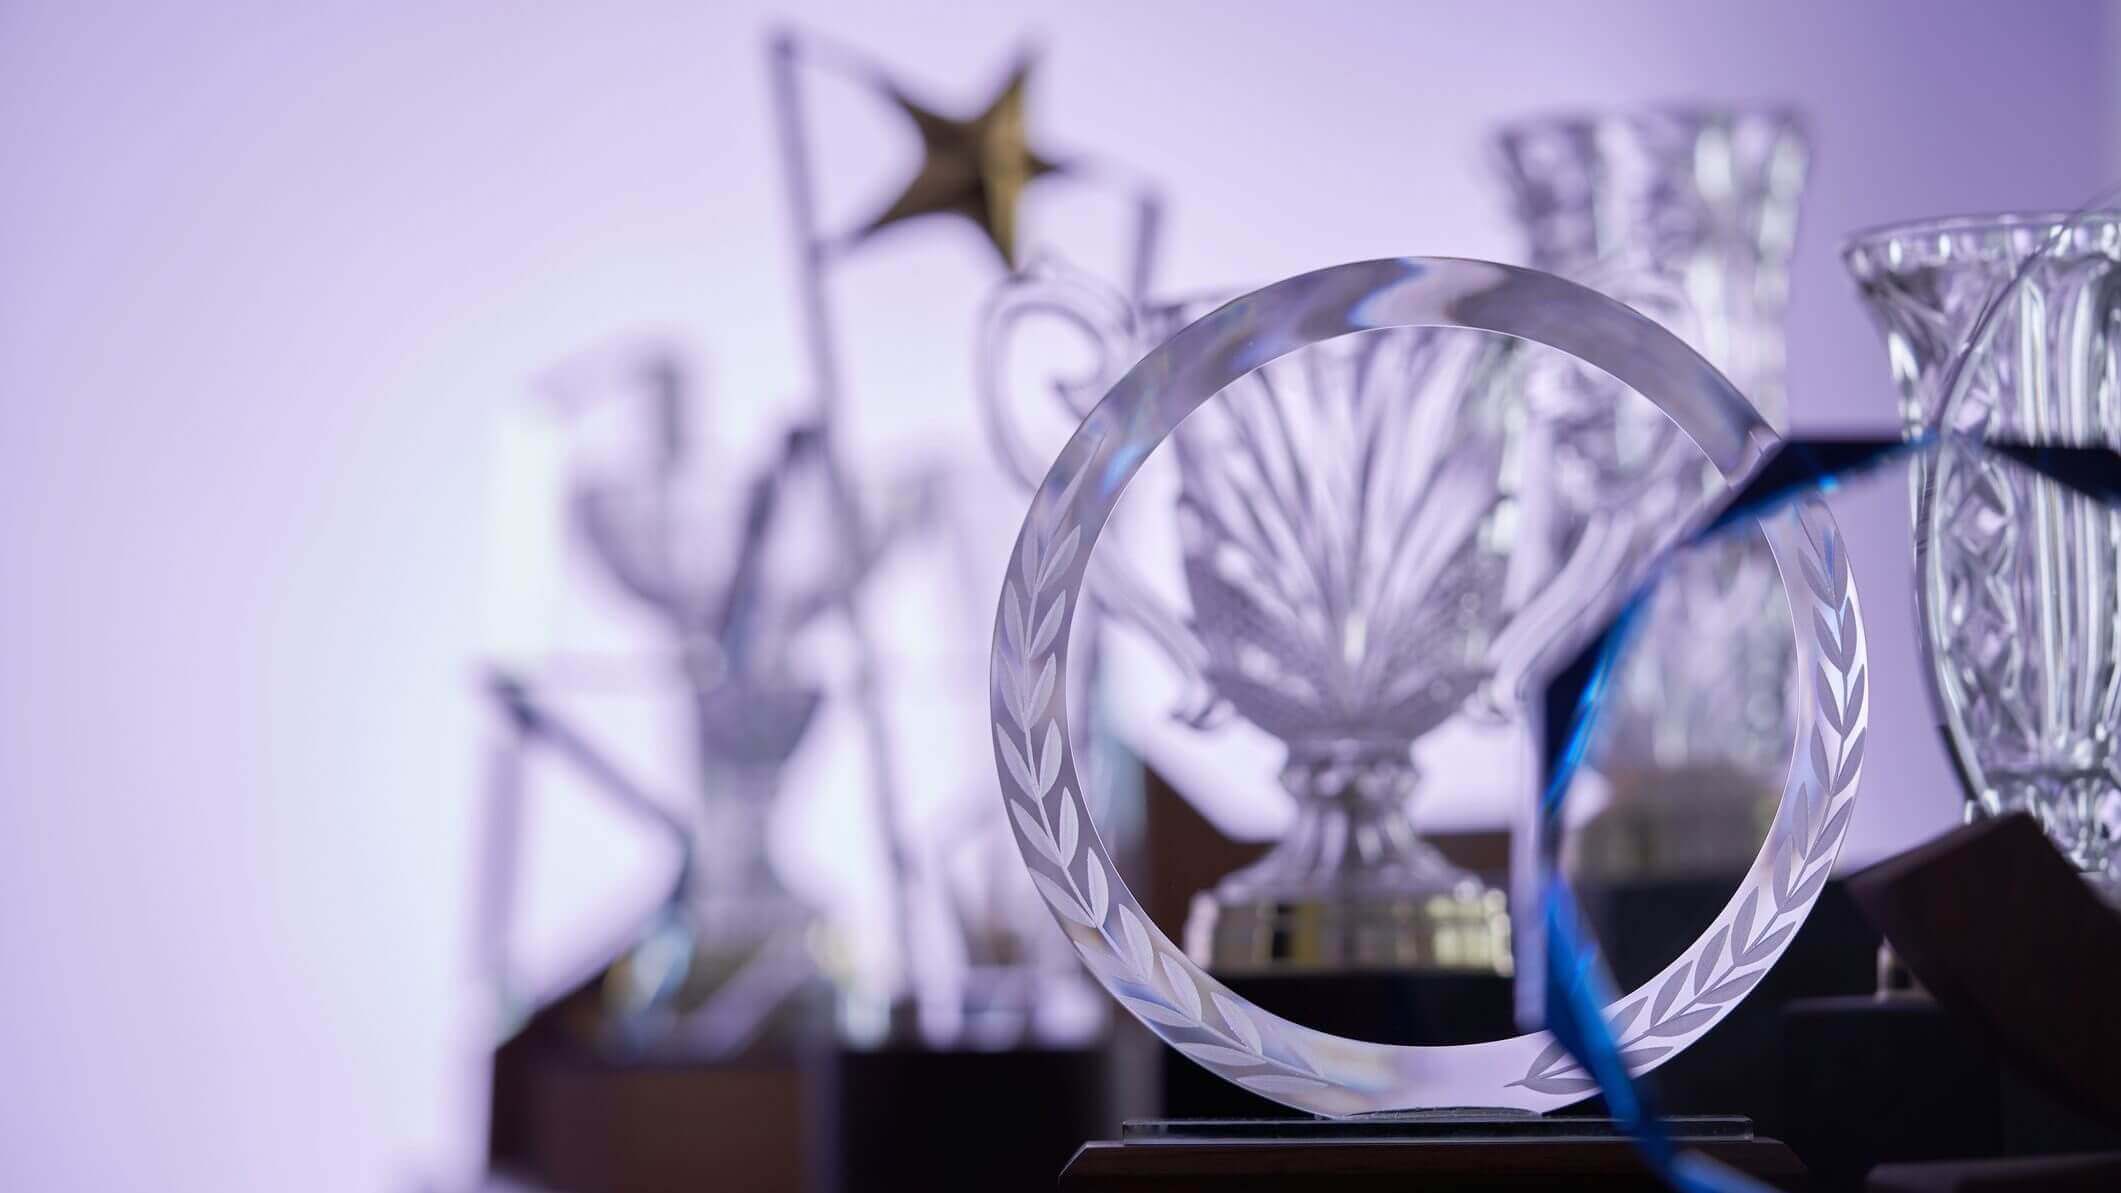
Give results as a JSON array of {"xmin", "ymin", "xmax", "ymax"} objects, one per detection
[
  {"xmin": 1847, "ymin": 212, "xmax": 2121, "ymax": 888},
  {"xmin": 485, "ymin": 345, "xmax": 918, "ymax": 1057},
  {"xmin": 989, "ymin": 257, "xmax": 1865, "ymax": 1114},
  {"xmin": 564, "ymin": 354, "xmax": 841, "ymax": 1049},
  {"xmin": 982, "ymin": 259, "xmax": 1643, "ymax": 975},
  {"xmin": 1493, "ymin": 108, "xmax": 1808, "ymax": 877}
]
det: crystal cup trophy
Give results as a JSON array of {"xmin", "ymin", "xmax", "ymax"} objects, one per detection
[
  {"xmin": 982, "ymin": 258, "xmax": 1606, "ymax": 976},
  {"xmin": 1847, "ymin": 213, "xmax": 2121, "ymax": 887},
  {"xmin": 991, "ymin": 257, "xmax": 1868, "ymax": 1115}
]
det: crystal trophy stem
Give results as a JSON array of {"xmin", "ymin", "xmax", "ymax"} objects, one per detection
[{"xmin": 1188, "ymin": 745, "xmax": 1508, "ymax": 973}]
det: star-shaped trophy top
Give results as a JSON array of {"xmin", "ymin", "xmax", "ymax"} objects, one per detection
[{"xmin": 859, "ymin": 59, "xmax": 1063, "ymax": 269}]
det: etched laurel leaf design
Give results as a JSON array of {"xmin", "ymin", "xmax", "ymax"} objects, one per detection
[
  {"xmin": 1803, "ymin": 555, "xmax": 1835, "ymax": 605},
  {"xmin": 1774, "ymin": 841, "xmax": 1799, "ymax": 907},
  {"xmin": 1002, "ymin": 581, "xmax": 1027, "ymax": 658},
  {"xmin": 1214, "ymin": 992, "xmax": 1264, "ymax": 1054},
  {"xmin": 1029, "ymin": 656, "xmax": 1056, "ymax": 721},
  {"xmin": 1009, "ymin": 801, "xmax": 1063, "ymax": 867},
  {"xmin": 1084, "ymin": 852, "xmax": 1110, "ymax": 923},
  {"xmin": 1645, "ymin": 1008, "xmax": 1720, "ymax": 1038},
  {"xmin": 1811, "ymin": 609, "xmax": 1842, "ymax": 670},
  {"xmin": 1175, "ymin": 1042, "xmax": 1269, "ymax": 1069},
  {"xmin": 1784, "ymin": 864, "xmax": 1831, "ymax": 908},
  {"xmin": 1031, "ymin": 872, "xmax": 1097, "ymax": 928},
  {"xmin": 1809, "ymin": 803, "xmax": 1854, "ymax": 864},
  {"xmin": 996, "ymin": 726, "xmax": 1037, "ymax": 800},
  {"xmin": 1117, "ymin": 994, "xmax": 1199, "ymax": 1029},
  {"xmin": 1036, "ymin": 526, "xmax": 1080, "ymax": 591},
  {"xmin": 1031, "ymin": 594, "xmax": 1067, "ymax": 656},
  {"xmin": 1160, "ymin": 953, "xmax": 1204, "ymax": 1020},
  {"xmin": 1057, "ymin": 792, "xmax": 1079, "ymax": 861},
  {"xmin": 1733, "ymin": 890, "xmax": 1759, "ymax": 952},
  {"xmin": 1523, "ymin": 1037, "xmax": 1572, "ymax": 1083},
  {"xmin": 1695, "ymin": 969, "xmax": 1768, "ymax": 1006},
  {"xmin": 1520, "ymin": 1075, "xmax": 1601, "ymax": 1096},
  {"xmin": 1735, "ymin": 923, "xmax": 1795, "ymax": 966},
  {"xmin": 1694, "ymin": 926, "xmax": 1728, "ymax": 991},
  {"xmin": 1650, "ymin": 966, "xmax": 1687, "ymax": 1021},
  {"xmin": 1516, "ymin": 514, "xmax": 1866, "ymax": 1096},
  {"xmin": 1119, "ymin": 907, "xmax": 1156, "ymax": 978},
  {"xmin": 1608, "ymin": 1000, "xmax": 1645, "ymax": 1036},
  {"xmin": 1818, "ymin": 662, "xmax": 1846, "ymax": 732},
  {"xmin": 1835, "ymin": 729, "xmax": 1866, "ymax": 791},
  {"xmin": 999, "ymin": 666, "xmax": 1027, "ymax": 728},
  {"xmin": 1036, "ymin": 723, "xmax": 1063, "ymax": 796}
]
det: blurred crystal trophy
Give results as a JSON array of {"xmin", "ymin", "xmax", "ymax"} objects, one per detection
[
  {"xmin": 1493, "ymin": 109, "xmax": 1808, "ymax": 877},
  {"xmin": 487, "ymin": 346, "xmax": 893, "ymax": 1057},
  {"xmin": 1846, "ymin": 212, "xmax": 2121, "ymax": 889},
  {"xmin": 564, "ymin": 365, "xmax": 834, "ymax": 1050},
  {"xmin": 989, "ymin": 258, "xmax": 1868, "ymax": 1140}
]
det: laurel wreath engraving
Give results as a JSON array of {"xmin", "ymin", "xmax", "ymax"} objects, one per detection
[
  {"xmin": 1511, "ymin": 502, "xmax": 1866, "ymax": 1095},
  {"xmin": 994, "ymin": 442, "xmax": 1334, "ymax": 1097}
]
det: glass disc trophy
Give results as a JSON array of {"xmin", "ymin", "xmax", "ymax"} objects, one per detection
[{"xmin": 989, "ymin": 257, "xmax": 1867, "ymax": 1115}]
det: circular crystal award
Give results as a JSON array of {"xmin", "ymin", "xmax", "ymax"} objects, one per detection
[{"xmin": 989, "ymin": 257, "xmax": 1868, "ymax": 1114}]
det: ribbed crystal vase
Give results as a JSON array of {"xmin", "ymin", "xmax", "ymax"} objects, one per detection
[{"xmin": 1846, "ymin": 213, "xmax": 2121, "ymax": 885}]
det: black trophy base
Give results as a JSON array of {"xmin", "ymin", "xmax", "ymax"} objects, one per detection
[
  {"xmin": 1061, "ymin": 1114, "xmax": 1807, "ymax": 1191},
  {"xmin": 1161, "ymin": 971, "xmax": 1517, "ymax": 1117},
  {"xmin": 1866, "ymin": 1152, "xmax": 2121, "ymax": 1192},
  {"xmin": 1780, "ymin": 993, "xmax": 2121, "ymax": 1191},
  {"xmin": 809, "ymin": 1043, "xmax": 1111, "ymax": 1193}
]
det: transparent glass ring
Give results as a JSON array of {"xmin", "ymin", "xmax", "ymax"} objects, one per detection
[{"xmin": 988, "ymin": 257, "xmax": 1867, "ymax": 1114}]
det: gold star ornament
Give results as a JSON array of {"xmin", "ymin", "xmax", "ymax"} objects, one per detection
[{"xmin": 859, "ymin": 58, "xmax": 1063, "ymax": 270}]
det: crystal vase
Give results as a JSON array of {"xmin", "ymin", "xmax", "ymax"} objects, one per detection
[
  {"xmin": 1493, "ymin": 108, "xmax": 1808, "ymax": 874},
  {"xmin": 1846, "ymin": 213, "xmax": 2121, "ymax": 885}
]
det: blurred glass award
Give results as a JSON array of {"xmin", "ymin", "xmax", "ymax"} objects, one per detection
[
  {"xmin": 485, "ymin": 344, "xmax": 887, "ymax": 1057},
  {"xmin": 562, "ymin": 356, "xmax": 839, "ymax": 1049},
  {"xmin": 1494, "ymin": 108, "xmax": 1808, "ymax": 880},
  {"xmin": 989, "ymin": 256, "xmax": 1867, "ymax": 1119},
  {"xmin": 1847, "ymin": 212, "xmax": 2121, "ymax": 890}
]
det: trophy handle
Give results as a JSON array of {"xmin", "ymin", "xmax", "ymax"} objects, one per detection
[
  {"xmin": 1477, "ymin": 508, "xmax": 1639, "ymax": 722},
  {"xmin": 1471, "ymin": 262, "xmax": 1722, "ymax": 724},
  {"xmin": 976, "ymin": 259, "xmax": 1220, "ymax": 724}
]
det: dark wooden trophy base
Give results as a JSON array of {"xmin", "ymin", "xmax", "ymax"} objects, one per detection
[{"xmin": 1060, "ymin": 1114, "xmax": 1807, "ymax": 1191}]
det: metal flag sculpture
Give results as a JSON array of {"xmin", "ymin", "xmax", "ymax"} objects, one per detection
[
  {"xmin": 765, "ymin": 28, "xmax": 1157, "ymax": 1017},
  {"xmin": 857, "ymin": 57, "xmax": 1065, "ymax": 270}
]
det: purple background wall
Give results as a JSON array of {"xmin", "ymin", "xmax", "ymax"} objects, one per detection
[{"xmin": 3, "ymin": 2, "xmax": 2115, "ymax": 1188}]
